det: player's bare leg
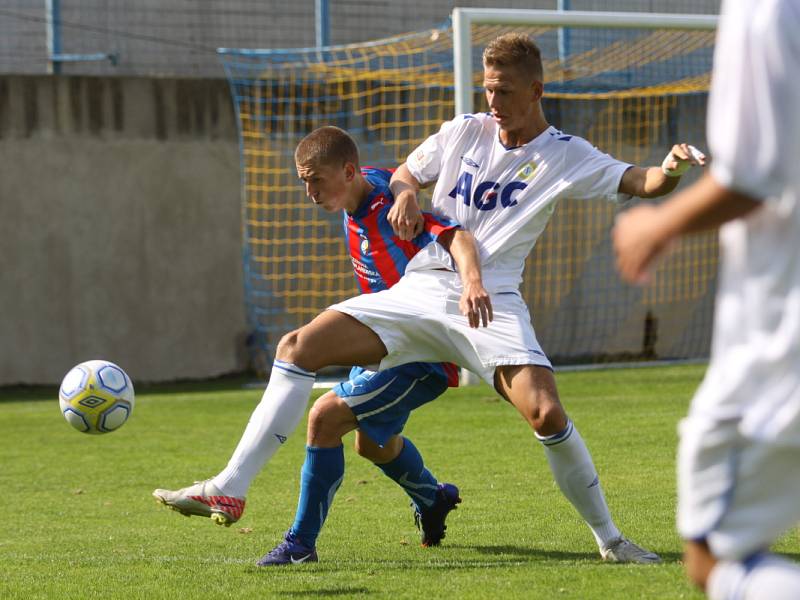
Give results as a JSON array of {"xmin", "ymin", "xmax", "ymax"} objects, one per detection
[
  {"xmin": 684, "ymin": 540, "xmax": 716, "ymax": 590},
  {"xmin": 214, "ymin": 309, "xmax": 386, "ymax": 493},
  {"xmin": 495, "ymin": 364, "xmax": 659, "ymax": 564},
  {"xmin": 494, "ymin": 364, "xmax": 567, "ymax": 435},
  {"xmin": 278, "ymin": 309, "xmax": 388, "ymax": 372},
  {"xmin": 354, "ymin": 431, "xmax": 403, "ymax": 463},
  {"xmin": 306, "ymin": 391, "xmax": 360, "ymax": 447}
]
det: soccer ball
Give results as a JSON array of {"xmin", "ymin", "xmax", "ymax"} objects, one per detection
[{"xmin": 59, "ymin": 360, "xmax": 135, "ymax": 434}]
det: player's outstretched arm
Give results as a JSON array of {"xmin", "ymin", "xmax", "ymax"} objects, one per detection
[
  {"xmin": 619, "ymin": 143, "xmax": 706, "ymax": 198},
  {"xmin": 388, "ymin": 163, "xmax": 425, "ymax": 240},
  {"xmin": 437, "ymin": 228, "xmax": 493, "ymax": 328},
  {"xmin": 613, "ymin": 172, "xmax": 761, "ymax": 284}
]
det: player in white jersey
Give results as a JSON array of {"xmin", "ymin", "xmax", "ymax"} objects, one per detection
[
  {"xmin": 393, "ymin": 113, "xmax": 632, "ymax": 292},
  {"xmin": 614, "ymin": 1, "xmax": 800, "ymax": 598},
  {"xmin": 155, "ymin": 33, "xmax": 702, "ymax": 566}
]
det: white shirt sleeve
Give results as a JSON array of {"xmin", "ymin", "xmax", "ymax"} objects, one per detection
[
  {"xmin": 406, "ymin": 116, "xmax": 463, "ymax": 186},
  {"xmin": 565, "ymin": 138, "xmax": 631, "ymax": 203},
  {"xmin": 708, "ymin": 0, "xmax": 800, "ymax": 200}
]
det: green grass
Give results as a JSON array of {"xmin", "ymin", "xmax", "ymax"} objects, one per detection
[{"xmin": 2, "ymin": 364, "xmax": 796, "ymax": 599}]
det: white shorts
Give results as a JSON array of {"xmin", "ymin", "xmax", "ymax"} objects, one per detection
[
  {"xmin": 677, "ymin": 414, "xmax": 800, "ymax": 560},
  {"xmin": 329, "ymin": 269, "xmax": 552, "ymax": 385}
]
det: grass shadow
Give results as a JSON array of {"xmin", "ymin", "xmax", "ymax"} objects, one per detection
[
  {"xmin": 0, "ymin": 373, "xmax": 259, "ymax": 404},
  {"xmin": 455, "ymin": 544, "xmax": 684, "ymax": 564},
  {"xmin": 0, "ymin": 385, "xmax": 58, "ymax": 403},
  {"xmin": 456, "ymin": 544, "xmax": 596, "ymax": 562},
  {"xmin": 282, "ymin": 587, "xmax": 372, "ymax": 597},
  {"xmin": 245, "ymin": 544, "xmax": 687, "ymax": 575},
  {"xmin": 245, "ymin": 554, "xmax": 544, "ymax": 575}
]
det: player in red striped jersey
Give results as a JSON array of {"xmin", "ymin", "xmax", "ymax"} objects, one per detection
[
  {"xmin": 156, "ymin": 127, "xmax": 489, "ymax": 565},
  {"xmin": 255, "ymin": 127, "xmax": 489, "ymax": 565}
]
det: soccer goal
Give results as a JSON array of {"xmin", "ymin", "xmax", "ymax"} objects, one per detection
[{"xmin": 219, "ymin": 9, "xmax": 718, "ymax": 376}]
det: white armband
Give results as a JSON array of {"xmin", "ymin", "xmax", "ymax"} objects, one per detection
[{"xmin": 661, "ymin": 145, "xmax": 705, "ymax": 177}]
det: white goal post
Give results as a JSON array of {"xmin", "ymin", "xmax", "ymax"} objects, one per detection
[{"xmin": 452, "ymin": 8, "xmax": 719, "ymax": 116}]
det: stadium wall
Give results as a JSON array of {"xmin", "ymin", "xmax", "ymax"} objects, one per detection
[{"xmin": 0, "ymin": 75, "xmax": 248, "ymax": 384}]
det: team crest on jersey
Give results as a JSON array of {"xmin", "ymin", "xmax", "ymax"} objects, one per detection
[
  {"xmin": 461, "ymin": 155, "xmax": 480, "ymax": 168},
  {"xmin": 360, "ymin": 234, "xmax": 370, "ymax": 255},
  {"xmin": 516, "ymin": 162, "xmax": 537, "ymax": 179}
]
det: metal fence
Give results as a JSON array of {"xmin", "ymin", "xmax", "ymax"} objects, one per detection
[{"xmin": 0, "ymin": 0, "xmax": 720, "ymax": 77}]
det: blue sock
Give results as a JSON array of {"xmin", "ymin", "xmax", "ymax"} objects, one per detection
[
  {"xmin": 289, "ymin": 445, "xmax": 344, "ymax": 548},
  {"xmin": 376, "ymin": 437, "xmax": 438, "ymax": 511}
]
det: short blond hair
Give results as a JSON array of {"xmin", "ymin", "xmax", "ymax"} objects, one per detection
[
  {"xmin": 295, "ymin": 126, "xmax": 360, "ymax": 168},
  {"xmin": 482, "ymin": 33, "xmax": 543, "ymax": 81}
]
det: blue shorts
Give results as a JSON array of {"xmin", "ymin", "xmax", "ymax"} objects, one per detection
[{"xmin": 333, "ymin": 363, "xmax": 450, "ymax": 447}]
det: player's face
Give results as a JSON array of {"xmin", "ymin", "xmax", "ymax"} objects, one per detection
[
  {"xmin": 296, "ymin": 161, "xmax": 354, "ymax": 212},
  {"xmin": 483, "ymin": 63, "xmax": 542, "ymax": 134}
]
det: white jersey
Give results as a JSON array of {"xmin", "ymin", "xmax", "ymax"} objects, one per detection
[
  {"xmin": 405, "ymin": 113, "xmax": 630, "ymax": 292},
  {"xmin": 678, "ymin": 0, "xmax": 800, "ymax": 553},
  {"xmin": 692, "ymin": 0, "xmax": 800, "ymax": 443}
]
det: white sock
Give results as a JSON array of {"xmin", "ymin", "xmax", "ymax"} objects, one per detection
[
  {"xmin": 536, "ymin": 420, "xmax": 621, "ymax": 548},
  {"xmin": 708, "ymin": 554, "xmax": 800, "ymax": 600},
  {"xmin": 211, "ymin": 360, "xmax": 315, "ymax": 497}
]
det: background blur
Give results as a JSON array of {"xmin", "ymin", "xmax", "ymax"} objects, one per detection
[{"xmin": 0, "ymin": 1, "xmax": 721, "ymax": 385}]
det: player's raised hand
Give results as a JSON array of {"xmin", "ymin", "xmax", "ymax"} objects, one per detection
[
  {"xmin": 459, "ymin": 280, "xmax": 493, "ymax": 328},
  {"xmin": 661, "ymin": 144, "xmax": 706, "ymax": 177},
  {"xmin": 388, "ymin": 191, "xmax": 424, "ymax": 240}
]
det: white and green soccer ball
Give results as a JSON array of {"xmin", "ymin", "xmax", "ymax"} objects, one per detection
[{"xmin": 59, "ymin": 360, "xmax": 135, "ymax": 434}]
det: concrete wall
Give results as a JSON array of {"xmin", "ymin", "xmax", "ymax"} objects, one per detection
[{"xmin": 0, "ymin": 75, "xmax": 247, "ymax": 384}]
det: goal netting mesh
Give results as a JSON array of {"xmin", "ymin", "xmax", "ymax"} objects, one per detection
[{"xmin": 220, "ymin": 16, "xmax": 716, "ymax": 374}]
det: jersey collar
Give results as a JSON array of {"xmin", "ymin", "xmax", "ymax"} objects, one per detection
[
  {"xmin": 496, "ymin": 124, "xmax": 557, "ymax": 151},
  {"xmin": 350, "ymin": 178, "xmax": 387, "ymax": 219}
]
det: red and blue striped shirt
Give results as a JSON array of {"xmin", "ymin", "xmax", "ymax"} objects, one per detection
[{"xmin": 343, "ymin": 167, "xmax": 460, "ymax": 386}]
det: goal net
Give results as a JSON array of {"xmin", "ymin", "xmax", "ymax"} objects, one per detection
[{"xmin": 219, "ymin": 9, "xmax": 717, "ymax": 375}]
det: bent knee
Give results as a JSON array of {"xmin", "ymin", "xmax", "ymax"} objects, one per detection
[
  {"xmin": 354, "ymin": 432, "xmax": 399, "ymax": 463},
  {"xmin": 527, "ymin": 400, "xmax": 567, "ymax": 436},
  {"xmin": 307, "ymin": 393, "xmax": 357, "ymax": 442},
  {"xmin": 307, "ymin": 394, "xmax": 341, "ymax": 431},
  {"xmin": 353, "ymin": 435, "xmax": 382, "ymax": 461},
  {"xmin": 353, "ymin": 431, "xmax": 404, "ymax": 465},
  {"xmin": 275, "ymin": 329, "xmax": 305, "ymax": 365}
]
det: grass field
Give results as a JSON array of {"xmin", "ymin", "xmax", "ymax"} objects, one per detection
[{"xmin": 3, "ymin": 364, "xmax": 798, "ymax": 599}]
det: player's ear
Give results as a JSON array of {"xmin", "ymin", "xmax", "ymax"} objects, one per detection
[
  {"xmin": 531, "ymin": 80, "xmax": 544, "ymax": 102},
  {"xmin": 343, "ymin": 162, "xmax": 357, "ymax": 182}
]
